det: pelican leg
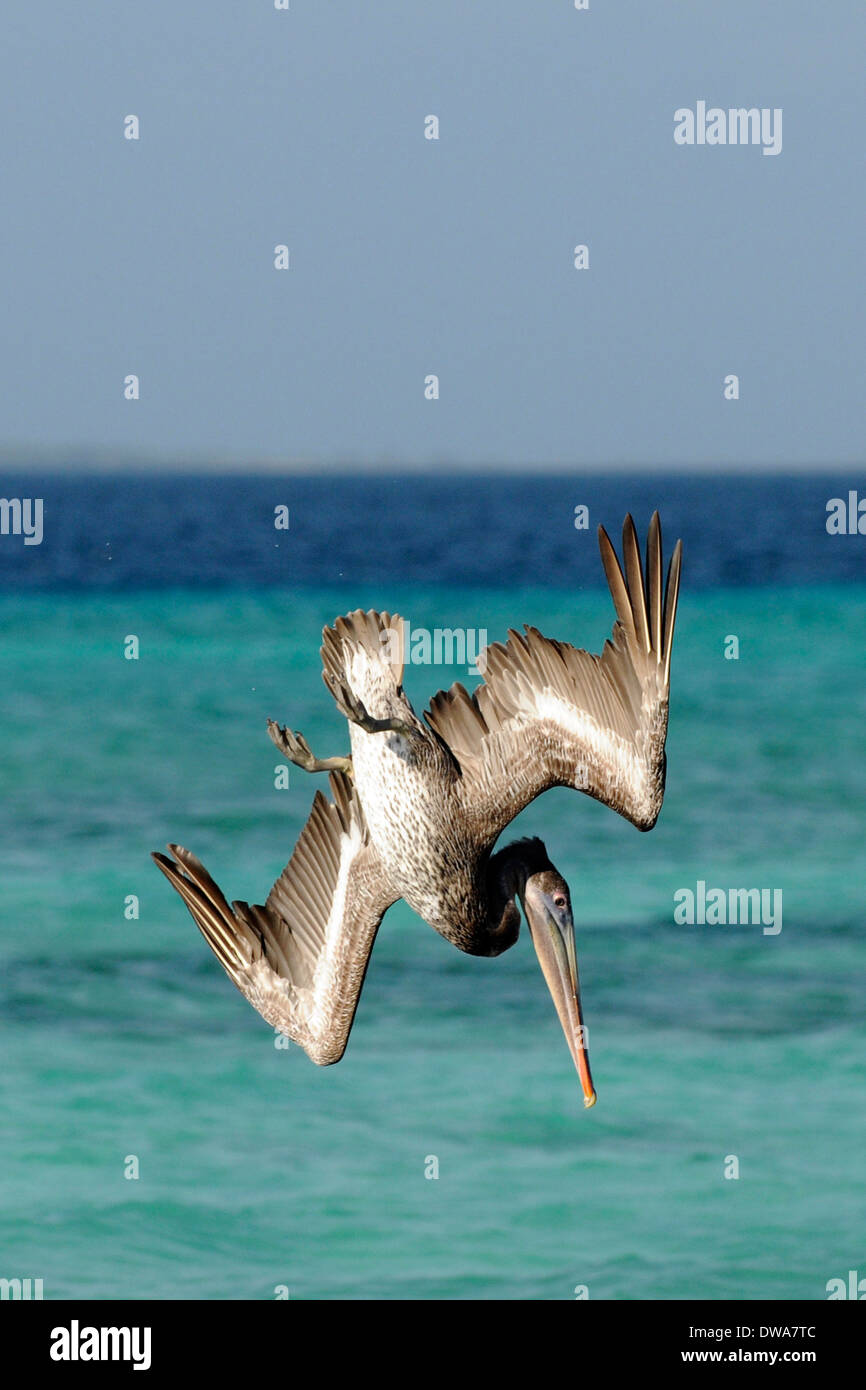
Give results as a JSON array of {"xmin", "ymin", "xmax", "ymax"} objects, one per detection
[
  {"xmin": 267, "ymin": 719, "xmax": 352, "ymax": 775},
  {"xmin": 323, "ymin": 673, "xmax": 414, "ymax": 737}
]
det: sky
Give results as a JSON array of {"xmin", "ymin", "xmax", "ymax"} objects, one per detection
[{"xmin": 1, "ymin": 2, "xmax": 864, "ymax": 470}]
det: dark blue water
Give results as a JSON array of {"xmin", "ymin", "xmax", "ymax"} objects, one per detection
[{"xmin": 1, "ymin": 472, "xmax": 863, "ymax": 591}]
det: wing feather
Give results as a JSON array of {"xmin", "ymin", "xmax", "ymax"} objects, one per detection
[
  {"xmin": 622, "ymin": 514, "xmax": 652, "ymax": 654},
  {"xmin": 424, "ymin": 512, "xmax": 683, "ymax": 837},
  {"xmin": 152, "ymin": 771, "xmax": 396, "ymax": 1064}
]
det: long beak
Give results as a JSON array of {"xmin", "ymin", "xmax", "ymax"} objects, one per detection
[{"xmin": 527, "ymin": 896, "xmax": 597, "ymax": 1108}]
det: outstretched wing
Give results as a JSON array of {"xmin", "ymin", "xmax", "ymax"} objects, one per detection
[
  {"xmin": 424, "ymin": 512, "xmax": 683, "ymax": 838},
  {"xmin": 152, "ymin": 771, "xmax": 396, "ymax": 1064}
]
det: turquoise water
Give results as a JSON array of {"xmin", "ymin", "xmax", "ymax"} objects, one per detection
[{"xmin": 1, "ymin": 582, "xmax": 865, "ymax": 1299}]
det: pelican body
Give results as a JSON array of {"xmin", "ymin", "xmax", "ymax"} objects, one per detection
[{"xmin": 154, "ymin": 514, "xmax": 682, "ymax": 1107}]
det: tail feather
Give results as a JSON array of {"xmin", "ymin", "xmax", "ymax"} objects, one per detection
[{"xmin": 320, "ymin": 608, "xmax": 408, "ymax": 716}]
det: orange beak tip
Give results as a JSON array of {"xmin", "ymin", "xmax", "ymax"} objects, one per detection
[{"xmin": 583, "ymin": 1090, "xmax": 598, "ymax": 1110}]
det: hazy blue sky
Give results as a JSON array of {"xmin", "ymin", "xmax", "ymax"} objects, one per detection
[{"xmin": 2, "ymin": 2, "xmax": 863, "ymax": 470}]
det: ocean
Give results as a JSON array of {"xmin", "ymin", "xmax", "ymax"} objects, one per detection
[{"xmin": 1, "ymin": 472, "xmax": 864, "ymax": 1299}]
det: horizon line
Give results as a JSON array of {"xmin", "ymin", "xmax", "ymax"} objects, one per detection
[{"xmin": 0, "ymin": 456, "xmax": 862, "ymax": 478}]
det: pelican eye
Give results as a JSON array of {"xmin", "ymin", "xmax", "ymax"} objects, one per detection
[{"xmin": 553, "ymin": 894, "xmax": 567, "ymax": 910}]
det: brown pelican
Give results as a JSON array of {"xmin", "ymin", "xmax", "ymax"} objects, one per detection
[{"xmin": 153, "ymin": 513, "xmax": 682, "ymax": 1107}]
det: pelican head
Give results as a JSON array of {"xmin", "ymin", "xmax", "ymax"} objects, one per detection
[{"xmin": 520, "ymin": 864, "xmax": 597, "ymax": 1109}]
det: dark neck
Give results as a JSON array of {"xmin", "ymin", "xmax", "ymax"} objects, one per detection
[{"xmin": 483, "ymin": 837, "xmax": 553, "ymax": 953}]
